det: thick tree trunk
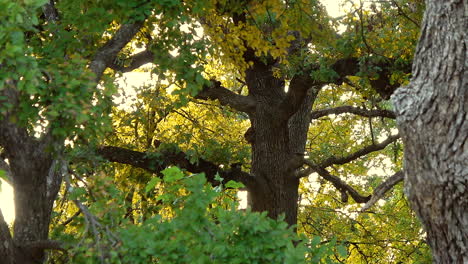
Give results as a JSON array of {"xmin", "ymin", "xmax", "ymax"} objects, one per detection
[
  {"xmin": 0, "ymin": 124, "xmax": 62, "ymax": 264},
  {"xmin": 245, "ymin": 61, "xmax": 316, "ymax": 226},
  {"xmin": 11, "ymin": 161, "xmax": 59, "ymax": 264},
  {"xmin": 391, "ymin": 0, "xmax": 467, "ymax": 263},
  {"xmin": 249, "ymin": 115, "xmax": 300, "ymax": 225}
]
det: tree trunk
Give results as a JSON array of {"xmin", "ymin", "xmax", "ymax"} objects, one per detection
[
  {"xmin": 11, "ymin": 160, "xmax": 58, "ymax": 264},
  {"xmin": 391, "ymin": 1, "xmax": 468, "ymax": 263},
  {"xmin": 0, "ymin": 124, "xmax": 62, "ymax": 264},
  {"xmin": 244, "ymin": 61, "xmax": 316, "ymax": 226}
]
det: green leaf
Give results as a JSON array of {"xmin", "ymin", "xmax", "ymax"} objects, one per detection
[
  {"xmin": 0, "ymin": 170, "xmax": 5, "ymax": 191},
  {"xmin": 225, "ymin": 180, "xmax": 245, "ymax": 189},
  {"xmin": 162, "ymin": 166, "xmax": 184, "ymax": 182},
  {"xmin": 214, "ymin": 172, "xmax": 223, "ymax": 183},
  {"xmin": 311, "ymin": 236, "xmax": 321, "ymax": 247},
  {"xmin": 69, "ymin": 187, "xmax": 87, "ymax": 200},
  {"xmin": 0, "ymin": 170, "xmax": 7, "ymax": 181},
  {"xmin": 336, "ymin": 244, "xmax": 348, "ymax": 257},
  {"xmin": 145, "ymin": 177, "xmax": 161, "ymax": 194}
]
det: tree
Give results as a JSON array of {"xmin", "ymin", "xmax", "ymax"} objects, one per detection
[
  {"xmin": 0, "ymin": 0, "xmax": 434, "ymax": 263},
  {"xmin": 391, "ymin": 0, "xmax": 468, "ymax": 262}
]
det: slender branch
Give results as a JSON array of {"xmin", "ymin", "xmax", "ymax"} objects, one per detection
[
  {"xmin": 61, "ymin": 210, "xmax": 81, "ymax": 227},
  {"xmin": 196, "ymin": 80, "xmax": 256, "ymax": 114},
  {"xmin": 108, "ymin": 49, "xmax": 155, "ymax": 73},
  {"xmin": 390, "ymin": 0, "xmax": 420, "ymax": 27},
  {"xmin": 89, "ymin": 22, "xmax": 145, "ymax": 81},
  {"xmin": 63, "ymin": 168, "xmax": 119, "ymax": 264},
  {"xmin": 303, "ymin": 160, "xmax": 371, "ymax": 203},
  {"xmin": 319, "ymin": 133, "xmax": 400, "ymax": 168},
  {"xmin": 310, "ymin": 105, "xmax": 396, "ymax": 120},
  {"xmin": 368, "ymin": 116, "xmax": 375, "ymax": 144},
  {"xmin": 357, "ymin": 1, "xmax": 374, "ymax": 55},
  {"xmin": 361, "ymin": 171, "xmax": 404, "ymax": 212},
  {"xmin": 97, "ymin": 145, "xmax": 255, "ymax": 188}
]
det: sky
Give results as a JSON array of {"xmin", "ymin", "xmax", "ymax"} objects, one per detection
[{"xmin": 0, "ymin": 0, "xmax": 344, "ymax": 225}]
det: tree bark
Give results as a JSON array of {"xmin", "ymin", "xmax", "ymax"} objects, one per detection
[
  {"xmin": 0, "ymin": 125, "xmax": 61, "ymax": 263},
  {"xmin": 244, "ymin": 60, "xmax": 315, "ymax": 226},
  {"xmin": 391, "ymin": 0, "xmax": 468, "ymax": 263}
]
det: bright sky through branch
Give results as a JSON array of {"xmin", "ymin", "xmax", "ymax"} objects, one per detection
[
  {"xmin": 0, "ymin": 179, "xmax": 14, "ymax": 224},
  {"xmin": 322, "ymin": 0, "xmax": 344, "ymax": 17}
]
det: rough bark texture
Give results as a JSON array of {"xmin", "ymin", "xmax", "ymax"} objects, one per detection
[
  {"xmin": 0, "ymin": 122, "xmax": 60, "ymax": 264},
  {"xmin": 391, "ymin": 0, "xmax": 468, "ymax": 262},
  {"xmin": 97, "ymin": 145, "xmax": 255, "ymax": 188},
  {"xmin": 244, "ymin": 61, "xmax": 296, "ymax": 225}
]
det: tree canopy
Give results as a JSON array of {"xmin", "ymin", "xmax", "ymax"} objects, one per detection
[{"xmin": 1, "ymin": 0, "xmax": 455, "ymax": 263}]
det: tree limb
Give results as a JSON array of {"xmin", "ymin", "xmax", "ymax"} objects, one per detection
[
  {"xmin": 97, "ymin": 146, "xmax": 255, "ymax": 189},
  {"xmin": 303, "ymin": 160, "xmax": 371, "ymax": 203},
  {"xmin": 278, "ymin": 55, "xmax": 405, "ymax": 122},
  {"xmin": 278, "ymin": 72, "xmax": 320, "ymax": 122},
  {"xmin": 295, "ymin": 133, "xmax": 400, "ymax": 178},
  {"xmin": 89, "ymin": 22, "xmax": 145, "ymax": 81},
  {"xmin": 0, "ymin": 84, "xmax": 51, "ymax": 166},
  {"xmin": 329, "ymin": 57, "xmax": 411, "ymax": 99},
  {"xmin": 23, "ymin": 240, "xmax": 66, "ymax": 252},
  {"xmin": 390, "ymin": 0, "xmax": 420, "ymax": 27},
  {"xmin": 278, "ymin": 57, "xmax": 363, "ymax": 122},
  {"xmin": 108, "ymin": 49, "xmax": 155, "ymax": 73},
  {"xmin": 330, "ymin": 57, "xmax": 361, "ymax": 84},
  {"xmin": 361, "ymin": 171, "xmax": 404, "ymax": 212},
  {"xmin": 310, "ymin": 105, "xmax": 396, "ymax": 120},
  {"xmin": 196, "ymin": 80, "xmax": 257, "ymax": 114},
  {"xmin": 319, "ymin": 133, "xmax": 400, "ymax": 168}
]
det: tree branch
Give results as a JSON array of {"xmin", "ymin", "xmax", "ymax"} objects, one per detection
[
  {"xmin": 0, "ymin": 83, "xmax": 50, "ymax": 165},
  {"xmin": 310, "ymin": 105, "xmax": 396, "ymax": 120},
  {"xmin": 278, "ymin": 57, "xmax": 366, "ymax": 122},
  {"xmin": 390, "ymin": 0, "xmax": 420, "ymax": 27},
  {"xmin": 89, "ymin": 22, "xmax": 145, "ymax": 81},
  {"xmin": 277, "ymin": 55, "xmax": 406, "ymax": 122},
  {"xmin": 319, "ymin": 133, "xmax": 400, "ymax": 168},
  {"xmin": 278, "ymin": 72, "xmax": 321, "ymax": 122},
  {"xmin": 108, "ymin": 49, "xmax": 155, "ymax": 73},
  {"xmin": 361, "ymin": 171, "xmax": 404, "ymax": 212},
  {"xmin": 330, "ymin": 57, "xmax": 411, "ymax": 99},
  {"xmin": 23, "ymin": 240, "xmax": 66, "ymax": 252},
  {"xmin": 330, "ymin": 57, "xmax": 361, "ymax": 83},
  {"xmin": 303, "ymin": 160, "xmax": 371, "ymax": 203},
  {"xmin": 97, "ymin": 146, "xmax": 255, "ymax": 188},
  {"xmin": 196, "ymin": 80, "xmax": 256, "ymax": 114}
]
